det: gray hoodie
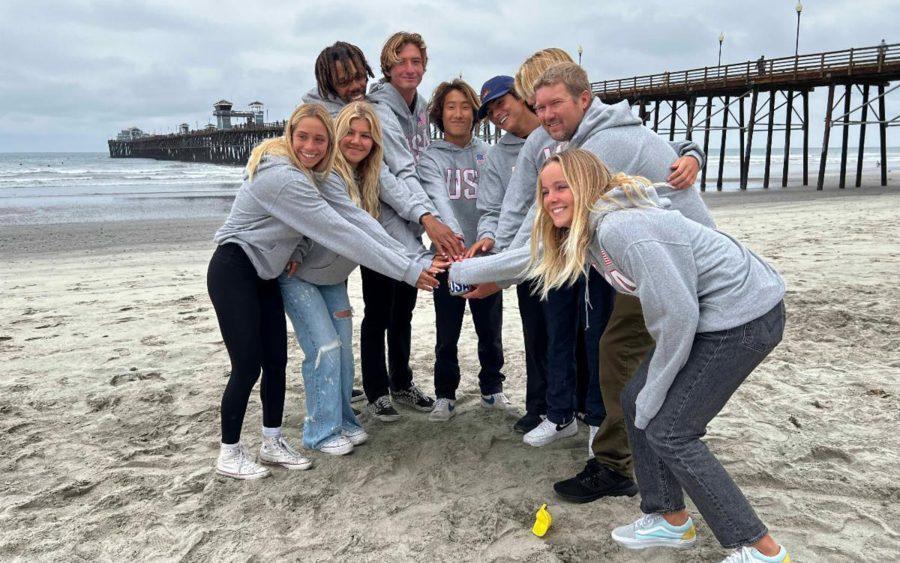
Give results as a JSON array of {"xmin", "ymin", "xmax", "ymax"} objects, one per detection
[
  {"xmin": 301, "ymin": 86, "xmax": 437, "ymax": 225},
  {"xmin": 368, "ymin": 80, "xmax": 439, "ymax": 222},
  {"xmin": 477, "ymin": 132, "xmax": 526, "ymax": 242},
  {"xmin": 589, "ymin": 187, "xmax": 784, "ymax": 429},
  {"xmin": 212, "ymin": 155, "xmax": 423, "ymax": 287},
  {"xmin": 417, "ymin": 138, "xmax": 491, "ymax": 246},
  {"xmin": 301, "ymin": 87, "xmax": 345, "ymax": 117},
  {"xmin": 496, "ymin": 98, "xmax": 706, "ymax": 252},
  {"xmin": 449, "ymin": 183, "xmax": 716, "ymax": 287},
  {"xmin": 293, "ymin": 172, "xmax": 432, "ymax": 285},
  {"xmin": 493, "ymin": 126, "xmax": 556, "ymax": 251}
]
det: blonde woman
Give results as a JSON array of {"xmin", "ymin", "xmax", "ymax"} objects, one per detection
[
  {"xmin": 283, "ymin": 102, "xmax": 441, "ymax": 435},
  {"xmin": 277, "ymin": 103, "xmax": 443, "ymax": 456},
  {"xmin": 530, "ymin": 149, "xmax": 789, "ymax": 563},
  {"xmin": 209, "ymin": 104, "xmax": 438, "ymax": 478}
]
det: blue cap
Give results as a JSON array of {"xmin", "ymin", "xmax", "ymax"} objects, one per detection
[{"xmin": 476, "ymin": 75, "xmax": 514, "ymax": 120}]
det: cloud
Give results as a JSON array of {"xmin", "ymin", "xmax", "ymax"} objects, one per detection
[{"xmin": 0, "ymin": 0, "xmax": 897, "ymax": 151}]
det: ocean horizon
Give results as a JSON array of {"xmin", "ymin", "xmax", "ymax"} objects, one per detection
[{"xmin": 2, "ymin": 148, "xmax": 896, "ymax": 226}]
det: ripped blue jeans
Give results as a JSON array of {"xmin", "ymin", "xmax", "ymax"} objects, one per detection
[{"xmin": 279, "ymin": 275, "xmax": 362, "ymax": 449}]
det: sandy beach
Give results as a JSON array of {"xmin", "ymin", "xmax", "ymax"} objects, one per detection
[{"xmin": 1, "ymin": 185, "xmax": 899, "ymax": 561}]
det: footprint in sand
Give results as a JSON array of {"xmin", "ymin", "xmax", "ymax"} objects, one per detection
[
  {"xmin": 141, "ymin": 335, "xmax": 167, "ymax": 347},
  {"xmin": 109, "ymin": 371, "xmax": 164, "ymax": 386},
  {"xmin": 86, "ymin": 394, "xmax": 121, "ymax": 412}
]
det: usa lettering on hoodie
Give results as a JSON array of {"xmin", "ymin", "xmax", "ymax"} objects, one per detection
[{"xmin": 417, "ymin": 138, "xmax": 491, "ymax": 246}]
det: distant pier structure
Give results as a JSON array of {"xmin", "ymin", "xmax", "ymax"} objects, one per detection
[
  {"xmin": 593, "ymin": 42, "xmax": 900, "ymax": 190},
  {"xmin": 108, "ymin": 100, "xmax": 281, "ymax": 164},
  {"xmin": 110, "ymin": 43, "xmax": 899, "ymax": 186}
]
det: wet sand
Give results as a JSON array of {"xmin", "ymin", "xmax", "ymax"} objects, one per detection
[{"xmin": 1, "ymin": 185, "xmax": 898, "ymax": 561}]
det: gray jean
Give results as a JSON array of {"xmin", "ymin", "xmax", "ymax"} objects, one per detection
[{"xmin": 622, "ymin": 301, "xmax": 785, "ymax": 549}]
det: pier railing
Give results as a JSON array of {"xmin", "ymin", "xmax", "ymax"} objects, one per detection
[{"xmin": 592, "ymin": 43, "xmax": 900, "ymax": 100}]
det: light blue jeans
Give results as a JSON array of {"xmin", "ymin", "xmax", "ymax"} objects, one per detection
[{"xmin": 278, "ymin": 275, "xmax": 362, "ymax": 449}]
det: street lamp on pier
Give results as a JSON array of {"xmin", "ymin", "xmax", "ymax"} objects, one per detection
[
  {"xmin": 718, "ymin": 32, "xmax": 725, "ymax": 67},
  {"xmin": 795, "ymin": 2, "xmax": 803, "ymax": 57},
  {"xmin": 578, "ymin": 45, "xmax": 583, "ymax": 66}
]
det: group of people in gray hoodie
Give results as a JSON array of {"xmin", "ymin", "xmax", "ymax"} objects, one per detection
[{"xmin": 206, "ymin": 33, "xmax": 790, "ymax": 562}]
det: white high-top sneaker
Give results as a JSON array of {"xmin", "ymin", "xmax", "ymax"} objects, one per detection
[
  {"xmin": 317, "ymin": 435, "xmax": 354, "ymax": 456},
  {"xmin": 216, "ymin": 443, "xmax": 271, "ymax": 480},
  {"xmin": 342, "ymin": 426, "xmax": 369, "ymax": 446},
  {"xmin": 259, "ymin": 436, "xmax": 312, "ymax": 470}
]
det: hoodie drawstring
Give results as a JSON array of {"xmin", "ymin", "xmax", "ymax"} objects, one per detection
[{"xmin": 583, "ymin": 270, "xmax": 593, "ymax": 330}]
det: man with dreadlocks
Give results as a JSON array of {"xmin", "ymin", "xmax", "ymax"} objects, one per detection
[{"xmin": 301, "ymin": 41, "xmax": 451, "ymax": 421}]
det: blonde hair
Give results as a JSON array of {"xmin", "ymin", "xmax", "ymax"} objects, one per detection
[
  {"xmin": 246, "ymin": 104, "xmax": 336, "ymax": 182},
  {"xmin": 333, "ymin": 101, "xmax": 384, "ymax": 218},
  {"xmin": 514, "ymin": 48, "xmax": 574, "ymax": 103},
  {"xmin": 534, "ymin": 62, "xmax": 591, "ymax": 100},
  {"xmin": 381, "ymin": 32, "xmax": 428, "ymax": 79},
  {"xmin": 529, "ymin": 149, "xmax": 656, "ymax": 300}
]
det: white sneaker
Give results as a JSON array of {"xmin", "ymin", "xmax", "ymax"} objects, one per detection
[
  {"xmin": 216, "ymin": 443, "xmax": 271, "ymax": 480},
  {"xmin": 429, "ymin": 398, "xmax": 456, "ymax": 422},
  {"xmin": 611, "ymin": 513, "xmax": 697, "ymax": 550},
  {"xmin": 259, "ymin": 436, "xmax": 312, "ymax": 470},
  {"xmin": 721, "ymin": 546, "xmax": 790, "ymax": 563},
  {"xmin": 523, "ymin": 418, "xmax": 578, "ymax": 447},
  {"xmin": 481, "ymin": 392, "xmax": 512, "ymax": 410},
  {"xmin": 317, "ymin": 435, "xmax": 354, "ymax": 456},
  {"xmin": 342, "ymin": 426, "xmax": 368, "ymax": 446}
]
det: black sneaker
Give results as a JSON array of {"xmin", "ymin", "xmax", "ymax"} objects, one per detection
[
  {"xmin": 351, "ymin": 388, "xmax": 365, "ymax": 404},
  {"xmin": 391, "ymin": 384, "xmax": 435, "ymax": 412},
  {"xmin": 553, "ymin": 459, "xmax": 639, "ymax": 503},
  {"xmin": 513, "ymin": 412, "xmax": 544, "ymax": 434},
  {"xmin": 366, "ymin": 395, "xmax": 401, "ymax": 422}
]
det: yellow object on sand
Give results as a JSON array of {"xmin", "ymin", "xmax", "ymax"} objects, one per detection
[{"xmin": 532, "ymin": 503, "xmax": 552, "ymax": 537}]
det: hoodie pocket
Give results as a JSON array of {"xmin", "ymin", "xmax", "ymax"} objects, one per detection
[{"xmin": 740, "ymin": 302, "xmax": 785, "ymax": 354}]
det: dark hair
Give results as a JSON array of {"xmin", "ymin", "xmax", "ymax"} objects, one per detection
[
  {"xmin": 428, "ymin": 79, "xmax": 480, "ymax": 133},
  {"xmin": 314, "ymin": 41, "xmax": 374, "ymax": 100}
]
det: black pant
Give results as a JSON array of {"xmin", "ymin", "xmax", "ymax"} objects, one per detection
[
  {"xmin": 517, "ymin": 281, "xmax": 549, "ymax": 415},
  {"xmin": 207, "ymin": 243, "xmax": 287, "ymax": 444},
  {"xmin": 359, "ymin": 266, "xmax": 417, "ymax": 402},
  {"xmin": 544, "ymin": 268, "xmax": 614, "ymax": 425},
  {"xmin": 432, "ymin": 272, "xmax": 505, "ymax": 400}
]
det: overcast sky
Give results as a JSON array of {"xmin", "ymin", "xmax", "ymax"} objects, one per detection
[{"xmin": 1, "ymin": 0, "xmax": 897, "ymax": 152}]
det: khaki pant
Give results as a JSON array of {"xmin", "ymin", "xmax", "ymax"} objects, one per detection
[{"xmin": 590, "ymin": 293, "xmax": 655, "ymax": 477}]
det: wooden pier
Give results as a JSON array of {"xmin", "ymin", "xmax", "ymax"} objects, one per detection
[
  {"xmin": 111, "ymin": 43, "xmax": 898, "ymax": 190},
  {"xmin": 108, "ymin": 123, "xmax": 284, "ymax": 165},
  {"xmin": 592, "ymin": 42, "xmax": 900, "ymax": 190}
]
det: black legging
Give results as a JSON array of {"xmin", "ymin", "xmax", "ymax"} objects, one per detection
[{"xmin": 207, "ymin": 243, "xmax": 287, "ymax": 444}]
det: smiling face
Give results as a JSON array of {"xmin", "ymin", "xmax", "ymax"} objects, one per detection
[
  {"xmin": 339, "ymin": 117, "xmax": 374, "ymax": 166},
  {"xmin": 487, "ymin": 93, "xmax": 529, "ymax": 136},
  {"xmin": 291, "ymin": 116, "xmax": 329, "ymax": 169},
  {"xmin": 534, "ymin": 82, "xmax": 590, "ymax": 142},
  {"xmin": 442, "ymin": 88, "xmax": 474, "ymax": 144},
  {"xmin": 333, "ymin": 61, "xmax": 368, "ymax": 103},
  {"xmin": 388, "ymin": 42, "xmax": 425, "ymax": 94},
  {"xmin": 540, "ymin": 160, "xmax": 574, "ymax": 228}
]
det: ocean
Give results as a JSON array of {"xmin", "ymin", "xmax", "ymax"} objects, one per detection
[{"xmin": 0, "ymin": 148, "xmax": 896, "ymax": 226}]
